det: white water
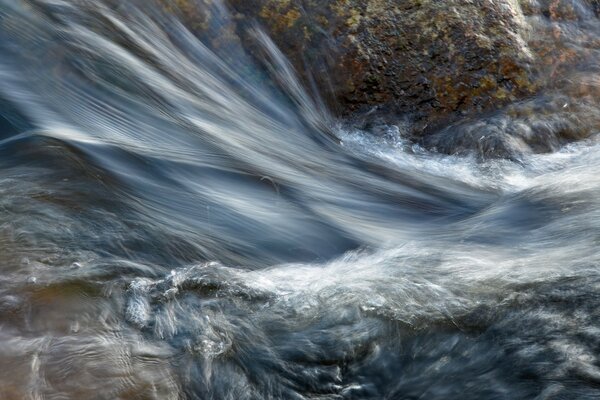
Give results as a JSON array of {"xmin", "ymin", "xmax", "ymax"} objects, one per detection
[{"xmin": 1, "ymin": 0, "xmax": 600, "ymax": 399}]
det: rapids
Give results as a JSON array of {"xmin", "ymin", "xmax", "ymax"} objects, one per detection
[{"xmin": 1, "ymin": 1, "xmax": 600, "ymax": 399}]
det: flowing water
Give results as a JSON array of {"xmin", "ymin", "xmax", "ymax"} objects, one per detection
[{"xmin": 2, "ymin": 0, "xmax": 600, "ymax": 399}]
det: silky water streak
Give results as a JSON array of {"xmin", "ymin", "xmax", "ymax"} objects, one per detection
[{"xmin": 0, "ymin": 1, "xmax": 600, "ymax": 399}]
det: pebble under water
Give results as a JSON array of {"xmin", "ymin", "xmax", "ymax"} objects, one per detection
[{"xmin": 2, "ymin": 1, "xmax": 600, "ymax": 399}]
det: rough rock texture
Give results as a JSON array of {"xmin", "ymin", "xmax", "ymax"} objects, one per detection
[
  {"xmin": 159, "ymin": 0, "xmax": 600, "ymax": 157},
  {"xmin": 233, "ymin": 0, "xmax": 538, "ymax": 126},
  {"xmin": 158, "ymin": 0, "xmax": 538, "ymax": 125},
  {"xmin": 420, "ymin": 0, "xmax": 600, "ymax": 157}
]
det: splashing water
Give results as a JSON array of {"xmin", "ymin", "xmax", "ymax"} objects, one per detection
[{"xmin": 2, "ymin": 1, "xmax": 600, "ymax": 399}]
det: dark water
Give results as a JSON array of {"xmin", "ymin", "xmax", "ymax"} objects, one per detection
[{"xmin": 2, "ymin": 1, "xmax": 600, "ymax": 399}]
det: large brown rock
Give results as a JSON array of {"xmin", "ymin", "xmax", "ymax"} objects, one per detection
[
  {"xmin": 419, "ymin": 0, "xmax": 600, "ymax": 158},
  {"xmin": 235, "ymin": 1, "xmax": 537, "ymax": 125},
  {"xmin": 159, "ymin": 0, "xmax": 600, "ymax": 156},
  {"xmin": 159, "ymin": 0, "xmax": 537, "ymax": 125}
]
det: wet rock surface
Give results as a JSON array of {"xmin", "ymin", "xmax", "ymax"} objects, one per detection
[
  {"xmin": 158, "ymin": 0, "xmax": 600, "ymax": 158},
  {"xmin": 165, "ymin": 0, "xmax": 537, "ymax": 123},
  {"xmin": 421, "ymin": 0, "xmax": 600, "ymax": 158},
  {"xmin": 227, "ymin": 0, "xmax": 537, "ymax": 122}
]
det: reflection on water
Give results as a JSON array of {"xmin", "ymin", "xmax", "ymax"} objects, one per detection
[{"xmin": 1, "ymin": 0, "xmax": 600, "ymax": 399}]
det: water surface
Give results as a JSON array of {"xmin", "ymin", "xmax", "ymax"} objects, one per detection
[{"xmin": 2, "ymin": 1, "xmax": 600, "ymax": 399}]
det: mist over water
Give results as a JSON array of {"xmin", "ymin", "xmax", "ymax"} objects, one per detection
[{"xmin": 2, "ymin": 0, "xmax": 600, "ymax": 399}]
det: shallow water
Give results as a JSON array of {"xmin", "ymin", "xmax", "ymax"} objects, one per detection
[{"xmin": 2, "ymin": 1, "xmax": 600, "ymax": 399}]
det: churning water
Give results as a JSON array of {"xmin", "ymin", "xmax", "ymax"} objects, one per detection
[{"xmin": 2, "ymin": 0, "xmax": 600, "ymax": 399}]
